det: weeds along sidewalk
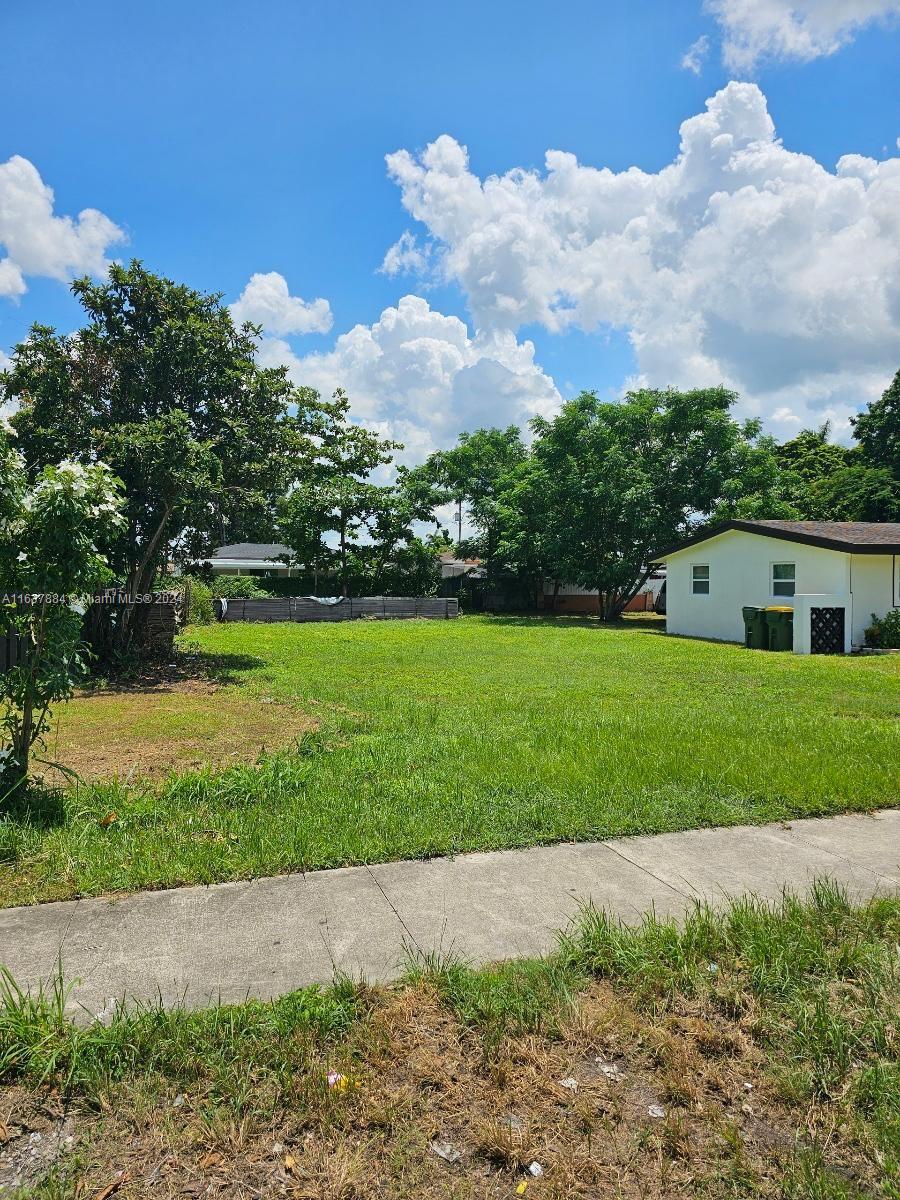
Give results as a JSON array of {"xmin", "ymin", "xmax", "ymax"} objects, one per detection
[{"xmin": 0, "ymin": 884, "xmax": 897, "ymax": 1198}]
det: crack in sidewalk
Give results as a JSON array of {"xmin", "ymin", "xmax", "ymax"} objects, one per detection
[
  {"xmin": 773, "ymin": 818, "xmax": 899, "ymax": 886},
  {"xmin": 364, "ymin": 864, "xmax": 424, "ymax": 959},
  {"xmin": 600, "ymin": 838, "xmax": 693, "ymax": 900}
]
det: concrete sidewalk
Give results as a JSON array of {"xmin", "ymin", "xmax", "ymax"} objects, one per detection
[{"xmin": 1, "ymin": 809, "xmax": 897, "ymax": 1018}]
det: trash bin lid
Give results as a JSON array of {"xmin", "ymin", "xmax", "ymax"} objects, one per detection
[{"xmin": 764, "ymin": 606, "xmax": 794, "ymax": 613}]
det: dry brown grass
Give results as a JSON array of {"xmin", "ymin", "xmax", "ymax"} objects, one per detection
[
  {"xmin": 37, "ymin": 680, "xmax": 317, "ymax": 784},
  {"xmin": 0, "ymin": 979, "xmax": 868, "ymax": 1199}
]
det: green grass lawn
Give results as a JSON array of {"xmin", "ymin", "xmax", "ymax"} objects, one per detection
[{"xmin": 1, "ymin": 616, "xmax": 898, "ymax": 906}]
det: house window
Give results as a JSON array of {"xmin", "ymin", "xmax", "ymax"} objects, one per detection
[
  {"xmin": 691, "ymin": 565, "xmax": 710, "ymax": 595},
  {"xmin": 772, "ymin": 563, "xmax": 796, "ymax": 597}
]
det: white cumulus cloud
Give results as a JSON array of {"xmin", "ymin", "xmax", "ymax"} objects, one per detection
[
  {"xmin": 682, "ymin": 34, "xmax": 711, "ymax": 74},
  {"xmin": 0, "ymin": 155, "xmax": 125, "ymax": 300},
  {"xmin": 230, "ymin": 271, "xmax": 332, "ymax": 336},
  {"xmin": 258, "ymin": 294, "xmax": 560, "ymax": 460},
  {"xmin": 380, "ymin": 230, "xmax": 433, "ymax": 277},
  {"xmin": 385, "ymin": 82, "xmax": 900, "ymax": 434},
  {"xmin": 705, "ymin": 0, "xmax": 900, "ymax": 70}
]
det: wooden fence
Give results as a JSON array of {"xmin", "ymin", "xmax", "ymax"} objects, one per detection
[
  {"xmin": 217, "ymin": 596, "xmax": 459, "ymax": 624},
  {"xmin": 2, "ymin": 596, "xmax": 182, "ymax": 674},
  {"xmin": 141, "ymin": 598, "xmax": 182, "ymax": 652}
]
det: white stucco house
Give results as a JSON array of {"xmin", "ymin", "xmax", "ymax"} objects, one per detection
[
  {"xmin": 207, "ymin": 543, "xmax": 294, "ymax": 577},
  {"xmin": 654, "ymin": 521, "xmax": 900, "ymax": 654}
]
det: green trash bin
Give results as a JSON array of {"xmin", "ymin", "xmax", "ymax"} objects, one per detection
[
  {"xmin": 764, "ymin": 606, "xmax": 794, "ymax": 651},
  {"xmin": 742, "ymin": 606, "xmax": 768, "ymax": 649}
]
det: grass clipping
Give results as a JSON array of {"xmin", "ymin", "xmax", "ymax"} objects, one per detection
[{"xmin": 0, "ymin": 882, "xmax": 897, "ymax": 1197}]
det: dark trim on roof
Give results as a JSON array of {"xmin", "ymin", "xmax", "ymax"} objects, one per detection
[
  {"xmin": 211, "ymin": 543, "xmax": 292, "ymax": 560},
  {"xmin": 652, "ymin": 521, "xmax": 900, "ymax": 561}
]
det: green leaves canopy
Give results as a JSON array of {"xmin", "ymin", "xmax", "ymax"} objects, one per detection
[
  {"xmin": 2, "ymin": 262, "xmax": 299, "ymax": 657},
  {"xmin": 277, "ymin": 388, "xmax": 436, "ymax": 596},
  {"xmin": 418, "ymin": 388, "xmax": 785, "ymax": 617},
  {"xmin": 529, "ymin": 387, "xmax": 780, "ymax": 617},
  {"xmin": 852, "ymin": 369, "xmax": 900, "ymax": 477}
]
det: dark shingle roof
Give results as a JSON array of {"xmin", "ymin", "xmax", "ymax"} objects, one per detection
[
  {"xmin": 654, "ymin": 521, "xmax": 900, "ymax": 560},
  {"xmin": 741, "ymin": 521, "xmax": 900, "ymax": 547},
  {"xmin": 211, "ymin": 543, "xmax": 292, "ymax": 561}
]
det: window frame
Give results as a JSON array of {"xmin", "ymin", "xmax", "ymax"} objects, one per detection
[
  {"xmin": 691, "ymin": 563, "xmax": 710, "ymax": 596},
  {"xmin": 771, "ymin": 561, "xmax": 796, "ymax": 598}
]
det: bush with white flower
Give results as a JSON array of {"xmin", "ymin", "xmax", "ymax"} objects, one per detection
[{"xmin": 0, "ymin": 436, "xmax": 124, "ymax": 795}]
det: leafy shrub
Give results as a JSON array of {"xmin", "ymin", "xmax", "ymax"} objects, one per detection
[
  {"xmin": 179, "ymin": 576, "xmax": 215, "ymax": 625},
  {"xmin": 864, "ymin": 610, "xmax": 900, "ymax": 649},
  {"xmin": 210, "ymin": 575, "xmax": 269, "ymax": 600},
  {"xmin": 264, "ymin": 575, "xmax": 336, "ymax": 598},
  {"xmin": 0, "ymin": 452, "xmax": 124, "ymax": 790}
]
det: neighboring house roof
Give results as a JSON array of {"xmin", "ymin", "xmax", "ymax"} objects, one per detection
[
  {"xmin": 653, "ymin": 521, "xmax": 900, "ymax": 560},
  {"xmin": 210, "ymin": 543, "xmax": 292, "ymax": 562},
  {"xmin": 438, "ymin": 552, "xmax": 483, "ymax": 565},
  {"xmin": 438, "ymin": 552, "xmax": 485, "ymax": 579}
]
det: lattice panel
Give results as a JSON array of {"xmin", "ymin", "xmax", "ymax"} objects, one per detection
[{"xmin": 810, "ymin": 606, "xmax": 845, "ymax": 655}]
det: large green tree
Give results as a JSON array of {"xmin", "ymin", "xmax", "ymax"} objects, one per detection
[
  {"xmin": 773, "ymin": 421, "xmax": 899, "ymax": 521},
  {"xmin": 424, "ymin": 427, "xmax": 528, "ymax": 557},
  {"xmin": 529, "ymin": 387, "xmax": 780, "ymax": 620},
  {"xmin": 852, "ymin": 368, "xmax": 900, "ymax": 477},
  {"xmin": 807, "ymin": 463, "xmax": 899, "ymax": 521},
  {"xmin": 420, "ymin": 427, "xmax": 541, "ymax": 600},
  {"xmin": 2, "ymin": 262, "xmax": 301, "ymax": 661},
  {"xmin": 278, "ymin": 389, "xmax": 410, "ymax": 596}
]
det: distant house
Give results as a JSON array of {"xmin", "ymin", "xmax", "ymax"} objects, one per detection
[
  {"xmin": 207, "ymin": 543, "xmax": 294, "ymax": 578},
  {"xmin": 438, "ymin": 552, "xmax": 486, "ymax": 581},
  {"xmin": 538, "ymin": 575, "xmax": 665, "ymax": 614},
  {"xmin": 653, "ymin": 520, "xmax": 900, "ymax": 653}
]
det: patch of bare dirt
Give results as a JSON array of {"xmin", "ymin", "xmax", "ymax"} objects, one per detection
[
  {"xmin": 38, "ymin": 684, "xmax": 317, "ymax": 785},
  {"xmin": 0, "ymin": 1089, "xmax": 76, "ymax": 1195},
  {"xmin": 87, "ymin": 676, "xmax": 221, "ymax": 698},
  {"xmin": 2, "ymin": 981, "xmax": 877, "ymax": 1198}
]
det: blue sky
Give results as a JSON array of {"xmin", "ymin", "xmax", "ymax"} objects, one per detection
[{"xmin": 2, "ymin": 0, "xmax": 899, "ymax": 457}]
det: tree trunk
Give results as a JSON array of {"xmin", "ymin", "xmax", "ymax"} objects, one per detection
[
  {"xmin": 125, "ymin": 509, "xmax": 171, "ymax": 639},
  {"xmin": 339, "ymin": 514, "xmax": 349, "ymax": 598},
  {"xmin": 93, "ymin": 505, "xmax": 172, "ymax": 667},
  {"xmin": 602, "ymin": 593, "xmax": 626, "ymax": 622},
  {"xmin": 607, "ymin": 569, "xmax": 653, "ymax": 623},
  {"xmin": 5, "ymin": 601, "xmax": 48, "ymax": 794}
]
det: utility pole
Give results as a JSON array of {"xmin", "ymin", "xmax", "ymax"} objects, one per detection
[{"xmin": 456, "ymin": 497, "xmax": 463, "ymax": 555}]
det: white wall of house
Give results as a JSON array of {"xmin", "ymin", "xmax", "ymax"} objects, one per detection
[
  {"xmin": 209, "ymin": 561, "xmax": 293, "ymax": 577},
  {"xmin": 555, "ymin": 583, "xmax": 598, "ymax": 596},
  {"xmin": 550, "ymin": 576, "xmax": 665, "ymax": 598},
  {"xmin": 849, "ymin": 554, "xmax": 897, "ymax": 642},
  {"xmin": 663, "ymin": 531, "xmax": 896, "ymax": 647}
]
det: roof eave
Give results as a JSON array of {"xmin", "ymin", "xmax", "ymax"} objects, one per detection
[
  {"xmin": 209, "ymin": 559, "xmax": 291, "ymax": 569},
  {"xmin": 652, "ymin": 521, "xmax": 900, "ymax": 561}
]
